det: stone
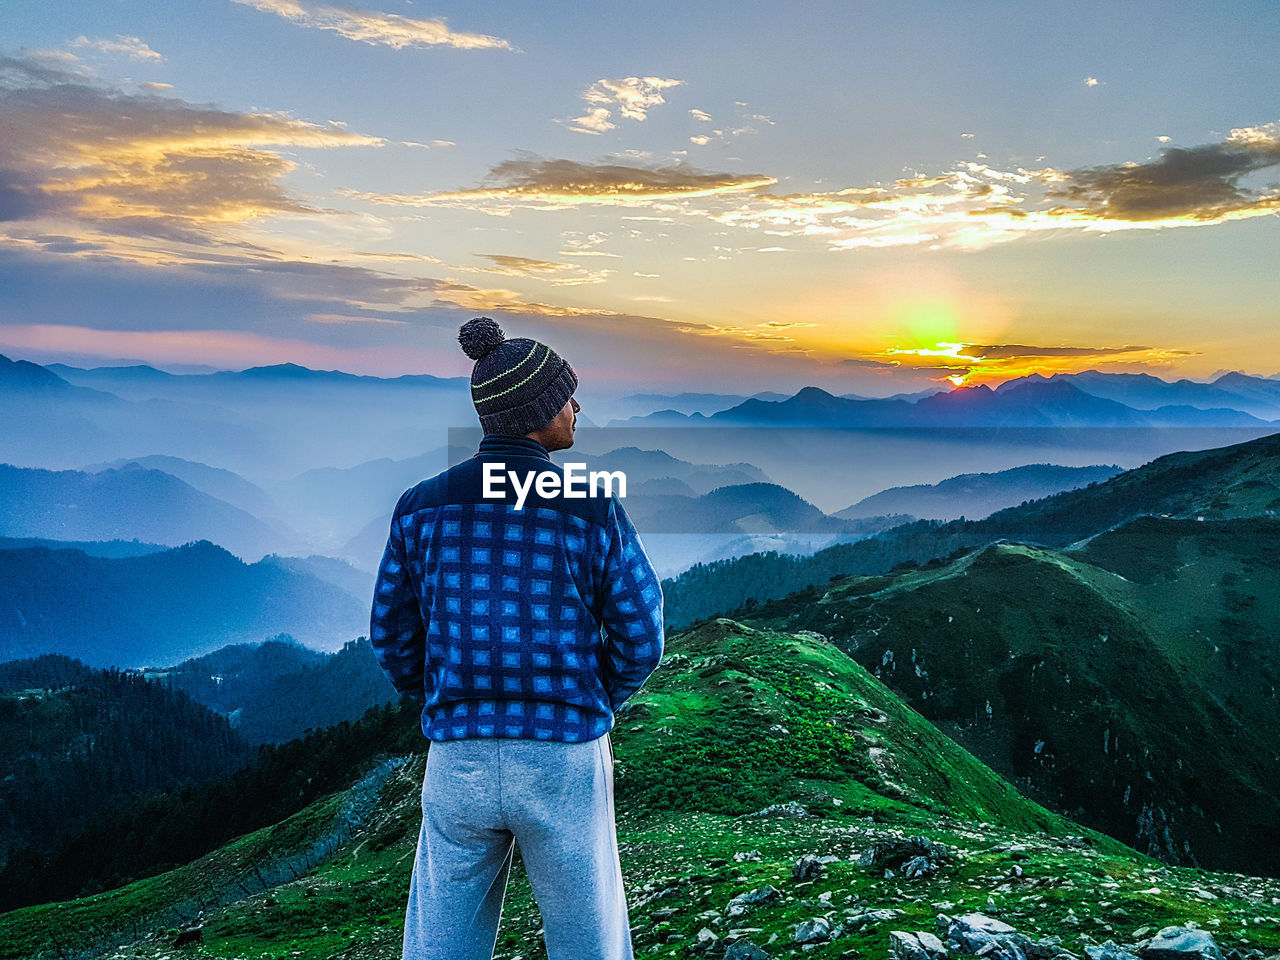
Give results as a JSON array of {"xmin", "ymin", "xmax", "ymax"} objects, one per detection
[
  {"xmin": 940, "ymin": 913, "xmax": 1033, "ymax": 960},
  {"xmin": 724, "ymin": 942, "xmax": 771, "ymax": 960},
  {"xmin": 891, "ymin": 930, "xmax": 949, "ymax": 960},
  {"xmin": 1138, "ymin": 927, "xmax": 1224, "ymax": 960},
  {"xmin": 860, "ymin": 837, "xmax": 953, "ymax": 879},
  {"xmin": 795, "ymin": 917, "xmax": 833, "ymax": 943},
  {"xmin": 1087, "ymin": 941, "xmax": 1142, "ymax": 960},
  {"xmin": 726, "ymin": 885, "xmax": 782, "ymax": 917},
  {"xmin": 742, "ymin": 801, "xmax": 813, "ymax": 819},
  {"xmin": 794, "ymin": 855, "xmax": 828, "ymax": 880}
]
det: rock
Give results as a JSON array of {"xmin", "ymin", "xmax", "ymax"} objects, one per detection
[
  {"xmin": 845, "ymin": 908, "xmax": 905, "ymax": 928},
  {"xmin": 690, "ymin": 927, "xmax": 724, "ymax": 957},
  {"xmin": 891, "ymin": 930, "xmax": 949, "ymax": 960},
  {"xmin": 733, "ymin": 850, "xmax": 763, "ymax": 862},
  {"xmin": 795, "ymin": 917, "xmax": 833, "ymax": 943},
  {"xmin": 1087, "ymin": 941, "xmax": 1142, "ymax": 960},
  {"xmin": 727, "ymin": 886, "xmax": 782, "ymax": 917},
  {"xmin": 940, "ymin": 913, "xmax": 1033, "ymax": 960},
  {"xmin": 794, "ymin": 855, "xmax": 828, "ymax": 880},
  {"xmin": 1138, "ymin": 927, "xmax": 1224, "ymax": 960},
  {"xmin": 1029, "ymin": 935, "xmax": 1081, "ymax": 960},
  {"xmin": 860, "ymin": 837, "xmax": 953, "ymax": 879},
  {"xmin": 904, "ymin": 856, "xmax": 938, "ymax": 879},
  {"xmin": 173, "ymin": 926, "xmax": 204, "ymax": 947},
  {"xmin": 742, "ymin": 801, "xmax": 812, "ymax": 819},
  {"xmin": 725, "ymin": 942, "xmax": 771, "ymax": 960}
]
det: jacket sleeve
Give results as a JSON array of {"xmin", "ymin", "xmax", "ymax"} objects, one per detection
[
  {"xmin": 368, "ymin": 493, "xmax": 427, "ymax": 700},
  {"xmin": 598, "ymin": 495, "xmax": 664, "ymax": 712}
]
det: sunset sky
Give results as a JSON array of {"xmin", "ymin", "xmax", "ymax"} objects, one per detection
[{"xmin": 2, "ymin": 0, "xmax": 1278, "ymax": 395}]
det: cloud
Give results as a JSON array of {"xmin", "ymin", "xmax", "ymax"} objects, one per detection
[
  {"xmin": 424, "ymin": 278, "xmax": 612, "ymax": 316},
  {"xmin": 664, "ymin": 125, "xmax": 1280, "ymax": 252},
  {"xmin": 684, "ymin": 102, "xmax": 771, "ymax": 147},
  {"xmin": 231, "ymin": 0, "xmax": 512, "ymax": 51},
  {"xmin": 567, "ymin": 107, "xmax": 615, "ymax": 135},
  {"xmin": 565, "ymin": 76, "xmax": 681, "ymax": 135},
  {"xmin": 1084, "ymin": 76, "xmax": 1100, "ymax": 87},
  {"xmin": 70, "ymin": 35, "xmax": 165, "ymax": 62},
  {"xmin": 344, "ymin": 154, "xmax": 777, "ymax": 209},
  {"xmin": 835, "ymin": 341, "xmax": 1200, "ymax": 385},
  {"xmin": 469, "ymin": 253, "xmax": 610, "ymax": 286},
  {"xmin": 1044, "ymin": 123, "xmax": 1280, "ymax": 222},
  {"xmin": 0, "ymin": 53, "xmax": 384, "ymax": 243},
  {"xmin": 305, "ymin": 312, "xmax": 409, "ymax": 324}
]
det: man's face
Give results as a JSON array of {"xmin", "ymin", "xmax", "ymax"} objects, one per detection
[{"xmin": 530, "ymin": 395, "xmax": 580, "ymax": 451}]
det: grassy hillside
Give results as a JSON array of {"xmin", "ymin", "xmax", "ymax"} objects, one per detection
[
  {"xmin": 5, "ymin": 621, "xmax": 1278, "ymax": 960},
  {"xmin": 738, "ymin": 516, "xmax": 1280, "ymax": 876}
]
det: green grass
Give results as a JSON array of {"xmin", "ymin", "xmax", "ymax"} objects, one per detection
[{"xmin": 4, "ymin": 618, "xmax": 1279, "ymax": 960}]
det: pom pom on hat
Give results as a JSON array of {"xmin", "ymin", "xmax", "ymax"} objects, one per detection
[{"xmin": 458, "ymin": 317, "xmax": 506, "ymax": 360}]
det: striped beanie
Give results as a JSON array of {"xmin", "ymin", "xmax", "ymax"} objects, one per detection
[{"xmin": 458, "ymin": 318, "xmax": 578, "ymax": 436}]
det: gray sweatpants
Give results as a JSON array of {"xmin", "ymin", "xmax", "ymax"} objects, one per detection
[{"xmin": 402, "ymin": 732, "xmax": 634, "ymax": 960}]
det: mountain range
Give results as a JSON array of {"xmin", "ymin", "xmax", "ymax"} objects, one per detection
[
  {"xmin": 0, "ymin": 540, "xmax": 368, "ymax": 668},
  {"xmin": 616, "ymin": 377, "xmax": 1280, "ymax": 428}
]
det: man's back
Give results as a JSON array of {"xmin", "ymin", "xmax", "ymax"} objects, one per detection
[
  {"xmin": 377, "ymin": 319, "xmax": 653, "ymax": 960},
  {"xmin": 369, "ymin": 433, "xmax": 664, "ymax": 743}
]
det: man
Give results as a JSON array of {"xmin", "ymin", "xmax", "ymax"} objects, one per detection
[{"xmin": 369, "ymin": 317, "xmax": 664, "ymax": 960}]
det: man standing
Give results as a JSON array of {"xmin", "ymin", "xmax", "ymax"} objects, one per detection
[{"xmin": 369, "ymin": 317, "xmax": 664, "ymax": 960}]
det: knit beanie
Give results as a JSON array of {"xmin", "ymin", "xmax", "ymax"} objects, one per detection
[{"xmin": 458, "ymin": 317, "xmax": 578, "ymax": 436}]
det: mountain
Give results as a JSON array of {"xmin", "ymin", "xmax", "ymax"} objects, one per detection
[
  {"xmin": 0, "ymin": 354, "xmax": 122, "ymax": 465},
  {"xmin": 146, "ymin": 636, "xmax": 396, "ymax": 745},
  {"xmin": 0, "ymin": 540, "xmax": 367, "ymax": 668},
  {"xmin": 337, "ymin": 446, "xmax": 777, "ymax": 572},
  {"xmin": 270, "ymin": 446, "xmax": 463, "ymax": 549},
  {"xmin": 257, "ymin": 554, "xmax": 374, "ymax": 608},
  {"xmin": 0, "ymin": 536, "xmax": 167, "ymax": 558},
  {"xmin": 738, "ymin": 515, "xmax": 1280, "ymax": 876},
  {"xmin": 1, "ymin": 355, "xmax": 273, "ymax": 473},
  {"xmin": 617, "ymin": 391, "xmax": 792, "ymax": 416},
  {"xmin": 0, "ymin": 696, "xmax": 419, "ymax": 912},
  {"xmin": 991, "ymin": 369, "xmax": 1280, "ymax": 422},
  {"xmin": 0, "ymin": 661, "xmax": 251, "ymax": 885},
  {"xmin": 0, "ymin": 463, "xmax": 294, "ymax": 561},
  {"xmin": 835, "ymin": 463, "xmax": 1125, "ymax": 521},
  {"xmin": 3, "ymin": 620, "xmax": 1277, "ymax": 960},
  {"xmin": 80, "ymin": 455, "xmax": 281, "ymax": 521},
  {"xmin": 627, "ymin": 482, "xmax": 868, "ymax": 534},
  {"xmin": 567, "ymin": 445, "xmax": 771, "ymax": 494},
  {"xmin": 620, "ymin": 380, "xmax": 1277, "ymax": 428},
  {"xmin": 19, "ymin": 356, "xmax": 475, "ymax": 476},
  {"xmin": 661, "ymin": 428, "xmax": 1280, "ymax": 628}
]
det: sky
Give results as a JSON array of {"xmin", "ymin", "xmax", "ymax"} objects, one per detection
[{"xmin": 2, "ymin": 0, "xmax": 1278, "ymax": 396}]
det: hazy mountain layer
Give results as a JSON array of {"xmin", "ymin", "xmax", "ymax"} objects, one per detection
[{"xmin": 0, "ymin": 541, "xmax": 367, "ymax": 668}]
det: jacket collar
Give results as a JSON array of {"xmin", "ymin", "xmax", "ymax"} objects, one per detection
[{"xmin": 475, "ymin": 434, "xmax": 552, "ymax": 462}]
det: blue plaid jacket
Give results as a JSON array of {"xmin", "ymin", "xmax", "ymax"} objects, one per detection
[{"xmin": 368, "ymin": 434, "xmax": 664, "ymax": 742}]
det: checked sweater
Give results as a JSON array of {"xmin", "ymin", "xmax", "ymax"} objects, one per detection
[{"xmin": 368, "ymin": 434, "xmax": 665, "ymax": 742}]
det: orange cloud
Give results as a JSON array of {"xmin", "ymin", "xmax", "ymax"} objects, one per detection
[
  {"xmin": 231, "ymin": 0, "xmax": 513, "ymax": 51},
  {"xmin": 343, "ymin": 155, "xmax": 777, "ymax": 209},
  {"xmin": 0, "ymin": 54, "xmax": 383, "ymax": 243}
]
